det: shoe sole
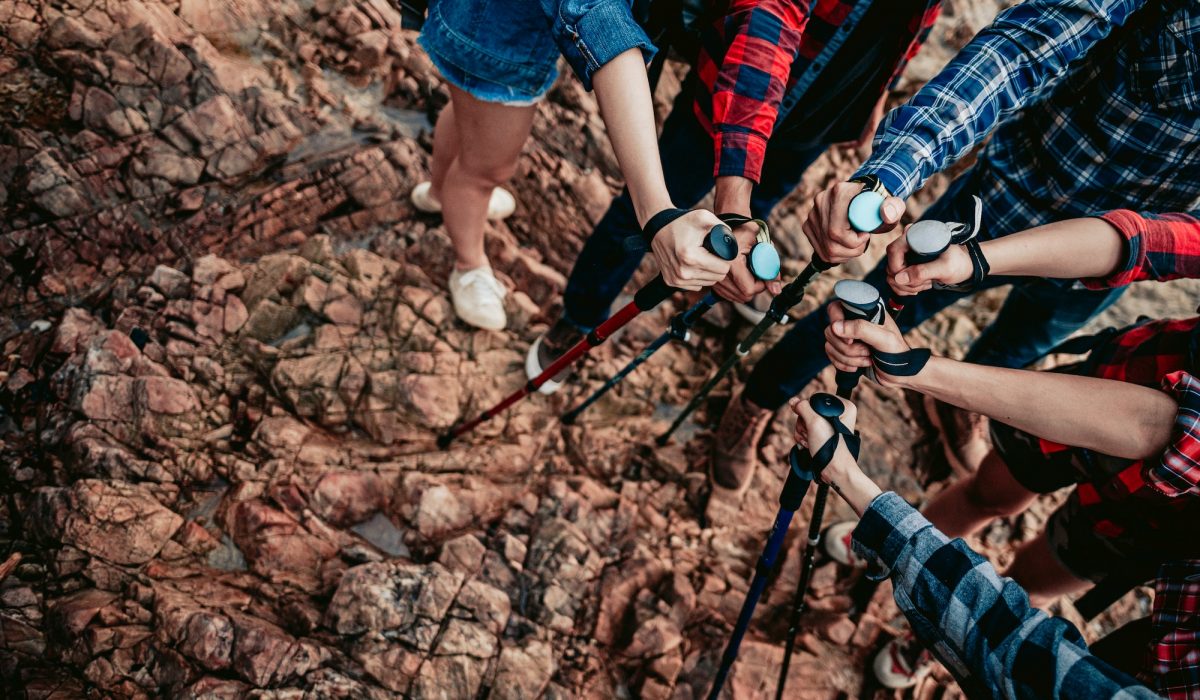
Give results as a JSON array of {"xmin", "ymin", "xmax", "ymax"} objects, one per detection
[{"xmin": 525, "ymin": 337, "xmax": 562, "ymax": 395}]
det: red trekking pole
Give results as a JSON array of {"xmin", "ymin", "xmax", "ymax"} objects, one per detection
[{"xmin": 438, "ymin": 218, "xmax": 739, "ymax": 449}]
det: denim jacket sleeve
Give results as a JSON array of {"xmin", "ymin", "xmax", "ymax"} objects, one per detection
[
  {"xmin": 542, "ymin": 0, "xmax": 657, "ymax": 91},
  {"xmin": 852, "ymin": 492, "xmax": 1159, "ymax": 700}
]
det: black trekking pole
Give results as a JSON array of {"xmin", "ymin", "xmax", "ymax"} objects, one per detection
[
  {"xmin": 655, "ymin": 256, "xmax": 834, "ymax": 445},
  {"xmin": 438, "ymin": 221, "xmax": 739, "ymax": 448},
  {"xmin": 655, "ymin": 177, "xmax": 905, "ymax": 446},
  {"xmin": 561, "ymin": 291, "xmax": 718, "ymax": 425},
  {"xmin": 706, "ymin": 281, "xmax": 884, "ymax": 700},
  {"xmin": 774, "ymin": 280, "xmax": 887, "ymax": 699},
  {"xmin": 562, "ymin": 215, "xmax": 782, "ymax": 424}
]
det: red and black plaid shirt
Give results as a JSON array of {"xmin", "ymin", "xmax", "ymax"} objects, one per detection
[
  {"xmin": 692, "ymin": 0, "xmax": 941, "ymax": 182},
  {"xmin": 1046, "ymin": 209, "xmax": 1200, "ymax": 697}
]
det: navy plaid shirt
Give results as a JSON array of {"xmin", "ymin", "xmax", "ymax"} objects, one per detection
[
  {"xmin": 853, "ymin": 492, "xmax": 1163, "ymax": 699},
  {"xmin": 856, "ymin": 0, "xmax": 1200, "ymax": 234}
]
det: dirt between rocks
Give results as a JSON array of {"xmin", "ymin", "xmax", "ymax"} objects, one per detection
[{"xmin": 0, "ymin": 0, "xmax": 1190, "ymax": 698}]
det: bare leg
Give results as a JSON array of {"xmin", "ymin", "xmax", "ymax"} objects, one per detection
[
  {"xmin": 429, "ymin": 101, "xmax": 458, "ymax": 200},
  {"xmin": 438, "ymin": 85, "xmax": 535, "ymax": 271},
  {"xmin": 1004, "ymin": 530, "xmax": 1091, "ymax": 607},
  {"xmin": 923, "ymin": 449, "xmax": 1039, "ymax": 539}
]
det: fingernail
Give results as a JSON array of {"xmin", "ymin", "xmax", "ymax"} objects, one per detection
[
  {"xmin": 883, "ymin": 201, "xmax": 903, "ymax": 219},
  {"xmin": 833, "ymin": 321, "xmax": 844, "ymax": 335},
  {"xmin": 896, "ymin": 271, "xmax": 908, "ymax": 284}
]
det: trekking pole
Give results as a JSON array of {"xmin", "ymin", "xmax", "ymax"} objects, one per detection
[
  {"xmin": 561, "ymin": 292, "xmax": 718, "ymax": 425},
  {"xmin": 886, "ymin": 195, "xmax": 983, "ymax": 316},
  {"xmin": 775, "ymin": 280, "xmax": 886, "ymax": 699},
  {"xmin": 563, "ymin": 215, "xmax": 781, "ymax": 425},
  {"xmin": 437, "ymin": 223, "xmax": 739, "ymax": 449},
  {"xmin": 654, "ymin": 256, "xmax": 834, "ymax": 445},
  {"xmin": 706, "ymin": 281, "xmax": 883, "ymax": 700}
]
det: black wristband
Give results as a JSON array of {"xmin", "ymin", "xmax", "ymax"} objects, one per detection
[
  {"xmin": 641, "ymin": 208, "xmax": 690, "ymax": 246},
  {"xmin": 872, "ymin": 347, "xmax": 932, "ymax": 377},
  {"xmin": 934, "ymin": 238, "xmax": 991, "ymax": 292}
]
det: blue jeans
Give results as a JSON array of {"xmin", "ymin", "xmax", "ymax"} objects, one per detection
[
  {"xmin": 561, "ymin": 75, "xmax": 828, "ymax": 330},
  {"xmin": 742, "ymin": 165, "xmax": 1129, "ymax": 410}
]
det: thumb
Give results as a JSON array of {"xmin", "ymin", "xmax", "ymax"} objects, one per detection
[{"xmin": 881, "ymin": 196, "xmax": 906, "ymax": 225}]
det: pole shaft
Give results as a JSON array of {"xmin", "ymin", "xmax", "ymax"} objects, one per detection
[{"xmin": 658, "ymin": 261, "xmax": 827, "ymax": 445}]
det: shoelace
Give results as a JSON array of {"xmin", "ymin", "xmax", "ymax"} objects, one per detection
[{"xmin": 457, "ymin": 268, "xmax": 506, "ymax": 305}]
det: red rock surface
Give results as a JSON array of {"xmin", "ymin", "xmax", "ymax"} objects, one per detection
[{"xmin": 0, "ymin": 0, "xmax": 1166, "ymax": 697}]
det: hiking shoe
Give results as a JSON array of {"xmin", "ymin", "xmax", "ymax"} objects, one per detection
[
  {"xmin": 732, "ymin": 291, "xmax": 784, "ymax": 325},
  {"xmin": 924, "ymin": 395, "xmax": 991, "ymax": 475},
  {"xmin": 711, "ymin": 391, "xmax": 772, "ymax": 493},
  {"xmin": 822, "ymin": 520, "xmax": 865, "ymax": 567},
  {"xmin": 525, "ymin": 318, "xmax": 585, "ymax": 395},
  {"xmin": 873, "ymin": 635, "xmax": 933, "ymax": 689},
  {"xmin": 411, "ymin": 181, "xmax": 517, "ymax": 221},
  {"xmin": 449, "ymin": 265, "xmax": 507, "ymax": 331}
]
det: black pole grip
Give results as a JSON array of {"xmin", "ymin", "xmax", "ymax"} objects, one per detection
[{"xmin": 705, "ymin": 224, "xmax": 739, "ymax": 261}]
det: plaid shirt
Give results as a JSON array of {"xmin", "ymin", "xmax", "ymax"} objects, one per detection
[
  {"xmin": 852, "ymin": 492, "xmax": 1161, "ymax": 699},
  {"xmin": 693, "ymin": 0, "xmax": 941, "ymax": 182},
  {"xmin": 856, "ymin": 0, "xmax": 1200, "ymax": 235},
  {"xmin": 1013, "ymin": 209, "xmax": 1200, "ymax": 695}
]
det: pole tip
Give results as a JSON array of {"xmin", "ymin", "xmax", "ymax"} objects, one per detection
[
  {"xmin": 654, "ymin": 434, "xmax": 670, "ymax": 447},
  {"xmin": 436, "ymin": 433, "xmax": 453, "ymax": 450},
  {"xmin": 560, "ymin": 412, "xmax": 576, "ymax": 425}
]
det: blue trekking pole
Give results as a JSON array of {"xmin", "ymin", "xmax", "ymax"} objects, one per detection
[
  {"xmin": 564, "ymin": 214, "xmax": 782, "ymax": 426},
  {"xmin": 708, "ymin": 280, "xmax": 884, "ymax": 700},
  {"xmin": 562, "ymin": 292, "xmax": 718, "ymax": 424}
]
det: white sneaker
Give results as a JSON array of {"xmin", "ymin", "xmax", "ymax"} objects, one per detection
[
  {"xmin": 873, "ymin": 635, "xmax": 933, "ymax": 689},
  {"xmin": 411, "ymin": 181, "xmax": 517, "ymax": 221},
  {"xmin": 448, "ymin": 266, "xmax": 507, "ymax": 331},
  {"xmin": 733, "ymin": 291, "xmax": 782, "ymax": 325},
  {"xmin": 822, "ymin": 520, "xmax": 864, "ymax": 567}
]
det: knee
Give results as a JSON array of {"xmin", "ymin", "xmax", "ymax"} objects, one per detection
[
  {"xmin": 961, "ymin": 477, "xmax": 1025, "ymax": 518},
  {"xmin": 458, "ymin": 155, "xmax": 519, "ymax": 188}
]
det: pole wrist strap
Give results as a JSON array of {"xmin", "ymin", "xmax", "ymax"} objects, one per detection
[
  {"xmin": 792, "ymin": 420, "xmax": 861, "ymax": 481},
  {"xmin": 872, "ymin": 347, "xmax": 932, "ymax": 377},
  {"xmin": 934, "ymin": 238, "xmax": 990, "ymax": 292},
  {"xmin": 640, "ymin": 207, "xmax": 689, "ymax": 247}
]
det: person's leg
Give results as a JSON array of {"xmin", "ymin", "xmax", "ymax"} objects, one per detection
[
  {"xmin": 1004, "ymin": 531, "xmax": 1093, "ymax": 608},
  {"xmin": 561, "ymin": 75, "xmax": 721, "ymax": 331},
  {"xmin": 440, "ymin": 85, "xmax": 536, "ymax": 271},
  {"xmin": 964, "ymin": 278, "xmax": 1127, "ymax": 367},
  {"xmin": 429, "ymin": 101, "xmax": 458, "ymax": 200},
  {"xmin": 922, "ymin": 449, "xmax": 1040, "ymax": 538},
  {"xmin": 748, "ymin": 142, "xmax": 828, "ymax": 219}
]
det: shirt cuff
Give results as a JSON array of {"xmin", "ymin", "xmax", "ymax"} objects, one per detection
[
  {"xmin": 850, "ymin": 491, "xmax": 928, "ymax": 580},
  {"xmin": 852, "ymin": 149, "xmax": 918, "ymax": 201},
  {"xmin": 1153, "ymin": 371, "xmax": 1200, "ymax": 498},
  {"xmin": 1080, "ymin": 210, "xmax": 1149, "ymax": 289},
  {"xmin": 553, "ymin": 1, "xmax": 656, "ymax": 92},
  {"xmin": 713, "ymin": 129, "xmax": 767, "ymax": 183}
]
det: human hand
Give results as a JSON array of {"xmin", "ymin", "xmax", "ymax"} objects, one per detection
[
  {"xmin": 788, "ymin": 394, "xmax": 867, "ymax": 494},
  {"xmin": 711, "ymin": 222, "xmax": 783, "ymax": 302},
  {"xmin": 825, "ymin": 302, "xmax": 911, "ymax": 387},
  {"xmin": 803, "ymin": 181, "xmax": 905, "ymax": 263},
  {"xmin": 650, "ymin": 209, "xmax": 734, "ymax": 291},
  {"xmin": 886, "ymin": 233, "xmax": 973, "ymax": 296}
]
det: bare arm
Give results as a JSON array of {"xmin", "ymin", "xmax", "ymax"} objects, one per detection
[
  {"xmin": 592, "ymin": 49, "xmax": 731, "ymax": 290},
  {"xmin": 824, "ymin": 304, "xmax": 1177, "ymax": 460},
  {"xmin": 909, "ymin": 357, "xmax": 1175, "ymax": 460}
]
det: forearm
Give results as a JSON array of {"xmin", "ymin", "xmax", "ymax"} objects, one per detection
[
  {"xmin": 824, "ymin": 456, "xmax": 883, "ymax": 517},
  {"xmin": 714, "ymin": 176, "xmax": 754, "ymax": 216},
  {"xmin": 980, "ymin": 217, "xmax": 1124, "ymax": 280},
  {"xmin": 593, "ymin": 48, "xmax": 673, "ymax": 225},
  {"xmin": 905, "ymin": 357, "xmax": 1175, "ymax": 460}
]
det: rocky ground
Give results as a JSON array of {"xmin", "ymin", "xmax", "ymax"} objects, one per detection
[{"xmin": 0, "ymin": 1, "xmax": 1193, "ymax": 698}]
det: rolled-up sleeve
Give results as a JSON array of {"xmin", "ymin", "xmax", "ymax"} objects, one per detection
[
  {"xmin": 1153, "ymin": 371, "xmax": 1200, "ymax": 498},
  {"xmin": 544, "ymin": 0, "xmax": 657, "ymax": 91},
  {"xmin": 1081, "ymin": 209, "xmax": 1200, "ymax": 289}
]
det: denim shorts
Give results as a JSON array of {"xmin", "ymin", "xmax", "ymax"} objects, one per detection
[{"xmin": 419, "ymin": 0, "xmax": 560, "ymax": 105}]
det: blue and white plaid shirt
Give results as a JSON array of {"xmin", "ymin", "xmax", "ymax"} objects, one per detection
[
  {"xmin": 857, "ymin": 0, "xmax": 1200, "ymax": 235},
  {"xmin": 853, "ymin": 492, "xmax": 1161, "ymax": 699}
]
